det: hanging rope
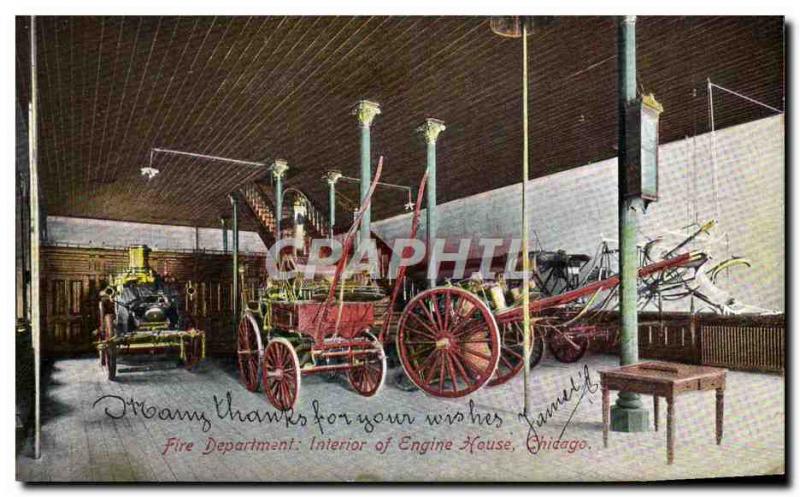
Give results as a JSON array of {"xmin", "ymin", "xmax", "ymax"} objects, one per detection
[
  {"xmin": 708, "ymin": 81, "xmax": 783, "ymax": 114},
  {"xmin": 707, "ymin": 79, "xmax": 784, "ymax": 224},
  {"xmin": 706, "ymin": 78, "xmax": 722, "ymax": 229},
  {"xmin": 706, "ymin": 79, "xmax": 782, "ymax": 279}
]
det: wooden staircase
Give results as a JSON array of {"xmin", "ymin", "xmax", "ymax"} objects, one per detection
[
  {"xmin": 238, "ymin": 183, "xmax": 279, "ymax": 248},
  {"xmin": 238, "ymin": 181, "xmax": 331, "ymax": 249}
]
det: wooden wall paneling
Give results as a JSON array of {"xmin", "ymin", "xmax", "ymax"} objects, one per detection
[{"xmin": 39, "ymin": 246, "xmax": 265, "ymax": 356}]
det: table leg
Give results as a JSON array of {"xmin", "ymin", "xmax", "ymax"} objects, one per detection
[
  {"xmin": 602, "ymin": 385, "xmax": 610, "ymax": 448},
  {"xmin": 653, "ymin": 395, "xmax": 659, "ymax": 432},
  {"xmin": 716, "ymin": 388, "xmax": 724, "ymax": 445},
  {"xmin": 666, "ymin": 396, "xmax": 675, "ymax": 465}
]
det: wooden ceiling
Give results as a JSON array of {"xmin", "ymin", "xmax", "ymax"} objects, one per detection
[{"xmin": 16, "ymin": 16, "xmax": 784, "ymax": 231}]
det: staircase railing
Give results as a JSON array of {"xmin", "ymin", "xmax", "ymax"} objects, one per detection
[
  {"xmin": 240, "ymin": 181, "xmax": 333, "ymax": 248},
  {"xmin": 256, "ymin": 183, "xmax": 330, "ymax": 238},
  {"xmin": 238, "ymin": 184, "xmax": 278, "ymax": 246}
]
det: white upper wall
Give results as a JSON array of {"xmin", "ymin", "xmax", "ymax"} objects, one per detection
[
  {"xmin": 374, "ymin": 115, "xmax": 785, "ymax": 312},
  {"xmin": 46, "ymin": 216, "xmax": 267, "ymax": 254}
]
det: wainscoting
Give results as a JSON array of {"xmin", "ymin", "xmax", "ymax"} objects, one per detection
[
  {"xmin": 589, "ymin": 311, "xmax": 784, "ymax": 373},
  {"xmin": 39, "ymin": 245, "xmax": 266, "ymax": 356}
]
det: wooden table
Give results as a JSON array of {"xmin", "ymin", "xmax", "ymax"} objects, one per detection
[{"xmin": 600, "ymin": 361, "xmax": 726, "ymax": 464}]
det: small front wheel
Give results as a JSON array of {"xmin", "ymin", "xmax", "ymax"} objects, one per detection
[
  {"xmin": 348, "ymin": 331, "xmax": 387, "ymax": 397},
  {"xmin": 548, "ymin": 328, "xmax": 589, "ymax": 363},
  {"xmin": 262, "ymin": 338, "xmax": 301, "ymax": 411},
  {"xmin": 237, "ymin": 312, "xmax": 263, "ymax": 392}
]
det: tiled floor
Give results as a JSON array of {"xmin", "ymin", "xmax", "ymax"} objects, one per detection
[{"xmin": 17, "ymin": 353, "xmax": 784, "ymax": 482}]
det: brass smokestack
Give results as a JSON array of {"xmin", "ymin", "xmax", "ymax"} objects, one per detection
[{"xmin": 128, "ymin": 245, "xmax": 151, "ymax": 270}]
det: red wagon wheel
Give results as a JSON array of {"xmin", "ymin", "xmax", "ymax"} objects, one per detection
[
  {"xmin": 547, "ymin": 327, "xmax": 590, "ymax": 363},
  {"xmin": 487, "ymin": 320, "xmax": 544, "ymax": 387},
  {"xmin": 397, "ymin": 287, "xmax": 500, "ymax": 398},
  {"xmin": 237, "ymin": 312, "xmax": 263, "ymax": 392},
  {"xmin": 348, "ymin": 331, "xmax": 387, "ymax": 397},
  {"xmin": 262, "ymin": 338, "xmax": 301, "ymax": 411}
]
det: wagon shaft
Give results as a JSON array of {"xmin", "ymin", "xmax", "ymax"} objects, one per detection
[{"xmin": 497, "ymin": 251, "xmax": 705, "ymax": 323}]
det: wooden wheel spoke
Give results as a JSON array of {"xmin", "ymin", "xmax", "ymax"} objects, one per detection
[
  {"xmin": 283, "ymin": 381, "xmax": 294, "ymax": 404},
  {"xmin": 444, "ymin": 353, "xmax": 460, "ymax": 393},
  {"xmin": 452, "ymin": 320, "xmax": 488, "ymax": 339},
  {"xmin": 408, "ymin": 344, "xmax": 436, "ymax": 361},
  {"xmin": 437, "ymin": 352, "xmax": 447, "ymax": 391},
  {"xmin": 364, "ymin": 367, "xmax": 377, "ymax": 389},
  {"xmin": 417, "ymin": 300, "xmax": 440, "ymax": 333},
  {"xmin": 443, "ymin": 292, "xmax": 452, "ymax": 331},
  {"xmin": 403, "ymin": 321, "xmax": 438, "ymax": 341},
  {"xmin": 504, "ymin": 347, "xmax": 524, "ymax": 360},
  {"xmin": 407, "ymin": 312, "xmax": 439, "ymax": 338},
  {"xmin": 502, "ymin": 324, "xmax": 523, "ymax": 345},
  {"xmin": 413, "ymin": 346, "xmax": 438, "ymax": 370},
  {"xmin": 421, "ymin": 351, "xmax": 442, "ymax": 383},
  {"xmin": 448, "ymin": 350, "xmax": 475, "ymax": 385},
  {"xmin": 277, "ymin": 345, "xmax": 288, "ymax": 365},
  {"xmin": 448, "ymin": 296, "xmax": 466, "ymax": 330},
  {"xmin": 431, "ymin": 295, "xmax": 446, "ymax": 333},
  {"xmin": 279, "ymin": 382, "xmax": 291, "ymax": 406},
  {"xmin": 462, "ymin": 347, "xmax": 492, "ymax": 362},
  {"xmin": 449, "ymin": 312, "xmax": 476, "ymax": 336},
  {"xmin": 499, "ymin": 353, "xmax": 516, "ymax": 371}
]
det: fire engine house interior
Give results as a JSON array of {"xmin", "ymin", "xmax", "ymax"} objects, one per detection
[{"xmin": 15, "ymin": 15, "xmax": 784, "ymax": 481}]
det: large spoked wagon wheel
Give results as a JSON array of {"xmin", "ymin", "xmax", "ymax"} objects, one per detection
[
  {"xmin": 397, "ymin": 287, "xmax": 501, "ymax": 398},
  {"xmin": 237, "ymin": 312, "xmax": 263, "ymax": 392},
  {"xmin": 262, "ymin": 338, "xmax": 301, "ymax": 411},
  {"xmin": 547, "ymin": 327, "xmax": 590, "ymax": 363},
  {"xmin": 101, "ymin": 313, "xmax": 117, "ymax": 381},
  {"xmin": 348, "ymin": 330, "xmax": 387, "ymax": 397},
  {"xmin": 487, "ymin": 320, "xmax": 544, "ymax": 387}
]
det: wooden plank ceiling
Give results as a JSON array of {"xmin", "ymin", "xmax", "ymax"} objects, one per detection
[{"xmin": 16, "ymin": 16, "xmax": 784, "ymax": 231}]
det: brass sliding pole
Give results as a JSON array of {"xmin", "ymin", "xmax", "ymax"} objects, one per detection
[
  {"xmin": 230, "ymin": 195, "xmax": 239, "ymax": 331},
  {"xmin": 29, "ymin": 15, "xmax": 42, "ymax": 459},
  {"xmin": 521, "ymin": 21, "xmax": 532, "ymax": 416}
]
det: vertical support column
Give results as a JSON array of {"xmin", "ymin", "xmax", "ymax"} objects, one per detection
[
  {"xmin": 270, "ymin": 159, "xmax": 289, "ymax": 240},
  {"xmin": 352, "ymin": 100, "xmax": 381, "ymax": 247},
  {"xmin": 520, "ymin": 20, "xmax": 533, "ymax": 416},
  {"xmin": 221, "ymin": 217, "xmax": 228, "ymax": 253},
  {"xmin": 28, "ymin": 15, "xmax": 42, "ymax": 460},
  {"xmin": 611, "ymin": 15, "xmax": 649, "ymax": 433},
  {"xmin": 229, "ymin": 195, "xmax": 239, "ymax": 329},
  {"xmin": 324, "ymin": 171, "xmax": 342, "ymax": 237},
  {"xmin": 417, "ymin": 118, "xmax": 445, "ymax": 288}
]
